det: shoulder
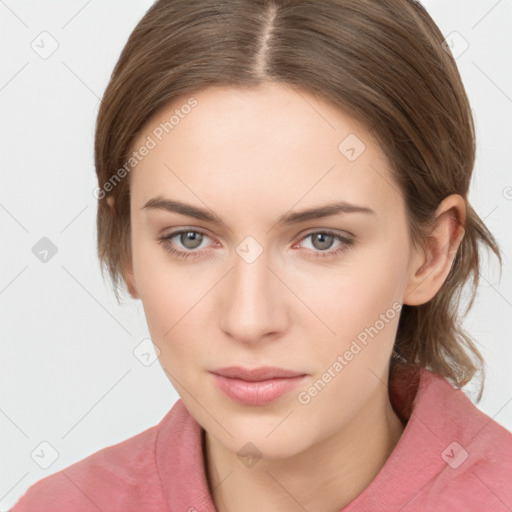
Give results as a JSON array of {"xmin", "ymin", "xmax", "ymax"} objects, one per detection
[
  {"xmin": 423, "ymin": 372, "xmax": 512, "ymax": 509},
  {"xmin": 10, "ymin": 419, "xmax": 167, "ymax": 512},
  {"xmin": 444, "ymin": 394, "xmax": 512, "ymax": 508},
  {"xmin": 374, "ymin": 368, "xmax": 512, "ymax": 510},
  {"xmin": 425, "ymin": 423, "xmax": 512, "ymax": 510}
]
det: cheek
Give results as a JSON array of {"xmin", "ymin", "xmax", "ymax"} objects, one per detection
[
  {"xmin": 138, "ymin": 279, "xmax": 207, "ymax": 390},
  {"xmin": 303, "ymin": 245, "xmax": 407, "ymax": 364},
  {"xmin": 132, "ymin": 242, "xmax": 196, "ymax": 352},
  {"xmin": 140, "ymin": 279, "xmax": 200, "ymax": 345},
  {"xmin": 132, "ymin": 241, "xmax": 226, "ymax": 377},
  {"xmin": 311, "ymin": 249, "xmax": 405, "ymax": 322}
]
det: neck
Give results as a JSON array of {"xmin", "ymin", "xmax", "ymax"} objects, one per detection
[{"xmin": 204, "ymin": 384, "xmax": 405, "ymax": 512}]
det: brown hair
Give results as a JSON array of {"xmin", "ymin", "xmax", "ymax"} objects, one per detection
[{"xmin": 94, "ymin": 0, "xmax": 502, "ymax": 402}]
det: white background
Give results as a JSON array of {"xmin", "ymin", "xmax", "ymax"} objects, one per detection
[{"xmin": 1, "ymin": 0, "xmax": 511, "ymax": 509}]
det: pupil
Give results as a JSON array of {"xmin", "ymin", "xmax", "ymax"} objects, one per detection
[
  {"xmin": 314, "ymin": 233, "xmax": 333, "ymax": 250},
  {"xmin": 182, "ymin": 231, "xmax": 202, "ymax": 249}
]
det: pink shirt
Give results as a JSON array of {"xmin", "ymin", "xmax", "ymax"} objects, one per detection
[{"xmin": 11, "ymin": 368, "xmax": 512, "ymax": 511}]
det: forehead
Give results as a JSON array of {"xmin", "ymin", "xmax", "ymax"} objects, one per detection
[{"xmin": 129, "ymin": 83, "xmax": 400, "ymax": 217}]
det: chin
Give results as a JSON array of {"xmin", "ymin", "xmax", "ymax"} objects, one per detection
[{"xmin": 217, "ymin": 419, "xmax": 316, "ymax": 461}]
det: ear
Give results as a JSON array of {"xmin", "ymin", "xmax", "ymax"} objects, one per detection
[
  {"xmin": 403, "ymin": 194, "xmax": 466, "ymax": 306},
  {"xmin": 107, "ymin": 195, "xmax": 139, "ymax": 300}
]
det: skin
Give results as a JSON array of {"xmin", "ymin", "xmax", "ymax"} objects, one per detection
[{"xmin": 108, "ymin": 82, "xmax": 465, "ymax": 511}]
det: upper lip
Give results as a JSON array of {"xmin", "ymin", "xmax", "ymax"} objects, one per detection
[{"xmin": 211, "ymin": 366, "xmax": 306, "ymax": 382}]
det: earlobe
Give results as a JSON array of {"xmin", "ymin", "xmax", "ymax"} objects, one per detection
[
  {"xmin": 107, "ymin": 195, "xmax": 115, "ymax": 212},
  {"xmin": 125, "ymin": 270, "xmax": 139, "ymax": 299},
  {"xmin": 123, "ymin": 262, "xmax": 139, "ymax": 300},
  {"xmin": 403, "ymin": 194, "xmax": 466, "ymax": 306},
  {"xmin": 108, "ymin": 195, "xmax": 139, "ymax": 299},
  {"xmin": 128, "ymin": 283, "xmax": 139, "ymax": 299},
  {"xmin": 120, "ymin": 254, "xmax": 139, "ymax": 300}
]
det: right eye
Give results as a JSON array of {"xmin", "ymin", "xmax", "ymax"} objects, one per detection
[{"xmin": 158, "ymin": 228, "xmax": 215, "ymax": 259}]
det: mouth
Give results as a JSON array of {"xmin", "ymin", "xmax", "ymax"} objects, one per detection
[
  {"xmin": 210, "ymin": 365, "xmax": 307, "ymax": 381},
  {"xmin": 210, "ymin": 366, "xmax": 308, "ymax": 406}
]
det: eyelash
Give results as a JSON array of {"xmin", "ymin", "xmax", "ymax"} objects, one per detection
[{"xmin": 157, "ymin": 229, "xmax": 355, "ymax": 260}]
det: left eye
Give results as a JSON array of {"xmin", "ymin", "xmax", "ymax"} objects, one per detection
[
  {"xmin": 299, "ymin": 231, "xmax": 347, "ymax": 251},
  {"xmin": 295, "ymin": 231, "xmax": 355, "ymax": 259}
]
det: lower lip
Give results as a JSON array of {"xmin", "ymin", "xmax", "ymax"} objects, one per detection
[{"xmin": 212, "ymin": 374, "xmax": 307, "ymax": 406}]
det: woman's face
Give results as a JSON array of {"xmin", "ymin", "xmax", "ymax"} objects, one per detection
[{"xmin": 126, "ymin": 82, "xmax": 418, "ymax": 458}]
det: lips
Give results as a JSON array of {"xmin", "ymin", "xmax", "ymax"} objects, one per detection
[
  {"xmin": 210, "ymin": 366, "xmax": 306, "ymax": 382},
  {"xmin": 210, "ymin": 366, "xmax": 308, "ymax": 406}
]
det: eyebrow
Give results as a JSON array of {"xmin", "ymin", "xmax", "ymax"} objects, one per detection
[{"xmin": 141, "ymin": 196, "xmax": 376, "ymax": 228}]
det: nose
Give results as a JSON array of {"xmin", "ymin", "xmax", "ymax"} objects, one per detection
[{"xmin": 219, "ymin": 246, "xmax": 289, "ymax": 345}]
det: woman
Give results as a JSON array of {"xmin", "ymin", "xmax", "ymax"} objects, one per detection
[{"xmin": 12, "ymin": 0, "xmax": 512, "ymax": 510}]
